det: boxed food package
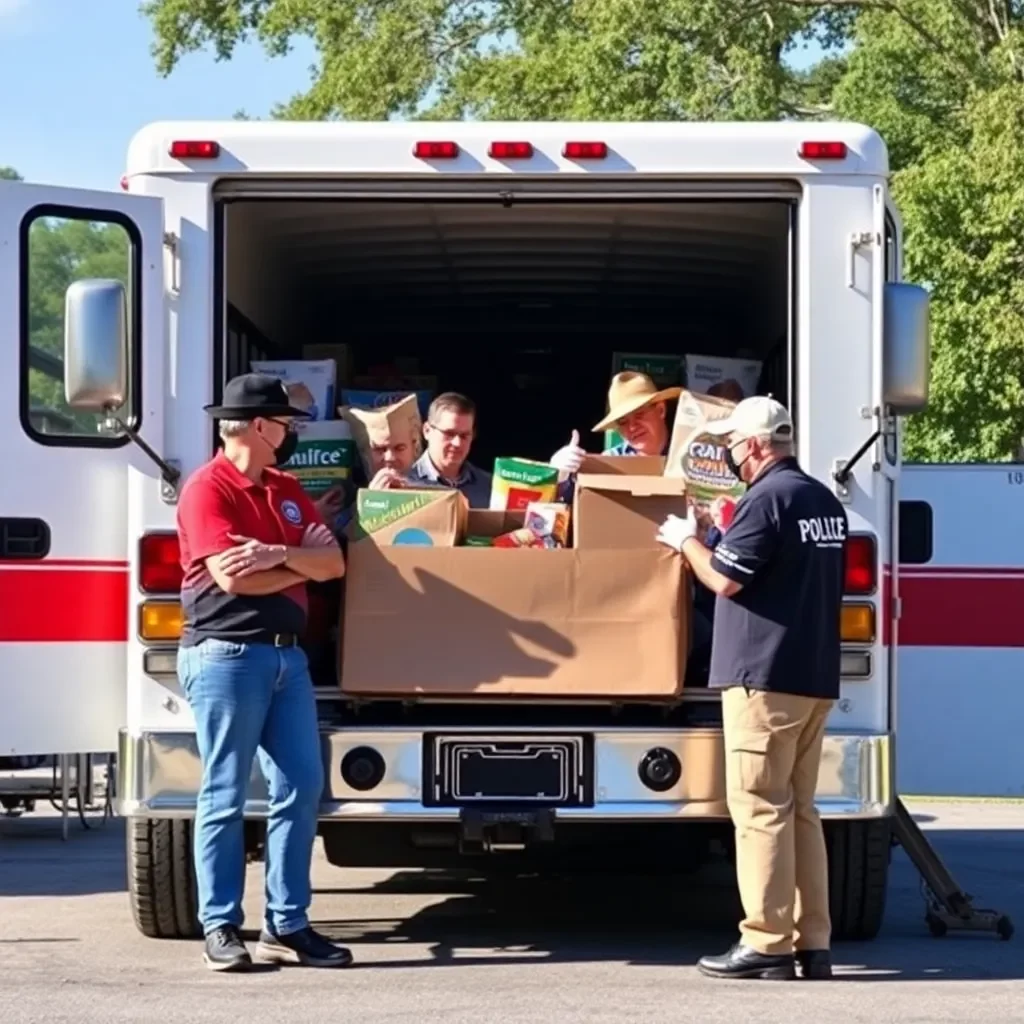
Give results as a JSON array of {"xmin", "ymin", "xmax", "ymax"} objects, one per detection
[
  {"xmin": 491, "ymin": 502, "xmax": 569, "ymax": 549},
  {"xmin": 490, "ymin": 458, "xmax": 560, "ymax": 511},
  {"xmin": 251, "ymin": 359, "xmax": 337, "ymax": 421},
  {"xmin": 279, "ymin": 420, "xmax": 355, "ymax": 497},
  {"xmin": 340, "ymin": 540, "xmax": 688, "ymax": 697},
  {"xmin": 351, "ymin": 488, "xmax": 467, "ymax": 547},
  {"xmin": 664, "ymin": 389, "xmax": 747, "ymax": 525},
  {"xmin": 302, "ymin": 344, "xmax": 354, "ymax": 385},
  {"xmin": 338, "ymin": 394, "xmax": 423, "ymax": 480},
  {"xmin": 340, "ymin": 384, "xmax": 435, "ymax": 422},
  {"xmin": 604, "ymin": 352, "xmax": 684, "ymax": 450},
  {"xmin": 524, "ymin": 502, "xmax": 570, "ymax": 547},
  {"xmin": 573, "ymin": 456, "xmax": 687, "ymax": 550},
  {"xmin": 684, "ymin": 354, "xmax": 762, "ymax": 402}
]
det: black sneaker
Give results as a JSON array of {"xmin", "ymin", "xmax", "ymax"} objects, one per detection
[
  {"xmin": 203, "ymin": 925, "xmax": 253, "ymax": 973},
  {"xmin": 255, "ymin": 926, "xmax": 353, "ymax": 968},
  {"xmin": 796, "ymin": 949, "xmax": 833, "ymax": 980}
]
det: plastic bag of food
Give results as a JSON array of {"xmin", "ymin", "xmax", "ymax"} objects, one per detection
[{"xmin": 664, "ymin": 389, "xmax": 747, "ymax": 526}]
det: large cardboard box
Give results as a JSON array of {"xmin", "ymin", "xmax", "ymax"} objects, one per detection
[
  {"xmin": 340, "ymin": 540, "xmax": 687, "ymax": 698},
  {"xmin": 350, "ymin": 488, "xmax": 467, "ymax": 546},
  {"xmin": 573, "ymin": 455, "xmax": 687, "ymax": 550}
]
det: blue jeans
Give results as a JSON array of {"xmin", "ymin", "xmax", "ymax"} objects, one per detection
[{"xmin": 177, "ymin": 639, "xmax": 324, "ymax": 937}]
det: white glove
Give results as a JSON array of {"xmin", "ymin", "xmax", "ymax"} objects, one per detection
[
  {"xmin": 656, "ymin": 510, "xmax": 698, "ymax": 553},
  {"xmin": 549, "ymin": 430, "xmax": 586, "ymax": 479}
]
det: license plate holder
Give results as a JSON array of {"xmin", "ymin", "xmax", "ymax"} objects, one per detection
[{"xmin": 424, "ymin": 734, "xmax": 593, "ymax": 808}]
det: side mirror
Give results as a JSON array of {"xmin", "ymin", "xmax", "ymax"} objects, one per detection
[
  {"xmin": 883, "ymin": 282, "xmax": 930, "ymax": 415},
  {"xmin": 63, "ymin": 279, "xmax": 128, "ymax": 412}
]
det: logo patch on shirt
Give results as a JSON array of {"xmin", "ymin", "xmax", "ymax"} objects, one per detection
[{"xmin": 280, "ymin": 499, "xmax": 303, "ymax": 526}]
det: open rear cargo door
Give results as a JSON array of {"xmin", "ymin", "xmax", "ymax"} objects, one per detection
[{"xmin": 0, "ymin": 181, "xmax": 163, "ymax": 756}]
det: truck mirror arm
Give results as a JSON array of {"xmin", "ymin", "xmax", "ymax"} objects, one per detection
[
  {"xmin": 833, "ymin": 428, "xmax": 882, "ymax": 487},
  {"xmin": 105, "ymin": 413, "xmax": 182, "ymax": 491}
]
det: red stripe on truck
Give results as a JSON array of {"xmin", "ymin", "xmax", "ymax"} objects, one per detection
[
  {"xmin": 894, "ymin": 566, "xmax": 1024, "ymax": 649},
  {"xmin": 0, "ymin": 563, "xmax": 129, "ymax": 642}
]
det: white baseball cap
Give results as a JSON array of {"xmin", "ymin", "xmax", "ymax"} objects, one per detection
[{"xmin": 704, "ymin": 395, "xmax": 793, "ymax": 442}]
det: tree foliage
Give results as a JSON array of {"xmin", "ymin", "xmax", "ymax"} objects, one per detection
[
  {"xmin": 26, "ymin": 216, "xmax": 131, "ymax": 434},
  {"xmin": 0, "ymin": 166, "xmax": 21, "ymax": 181},
  {"xmin": 143, "ymin": 0, "xmax": 1024, "ymax": 461}
]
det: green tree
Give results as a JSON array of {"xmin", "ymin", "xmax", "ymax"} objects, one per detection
[
  {"xmin": 143, "ymin": 0, "xmax": 1024, "ymax": 461},
  {"xmin": 0, "ymin": 166, "xmax": 21, "ymax": 181}
]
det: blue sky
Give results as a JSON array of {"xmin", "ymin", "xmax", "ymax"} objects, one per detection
[
  {"xmin": 1, "ymin": 1, "xmax": 827, "ymax": 193},
  {"xmin": 0, "ymin": 0, "xmax": 314, "ymax": 190}
]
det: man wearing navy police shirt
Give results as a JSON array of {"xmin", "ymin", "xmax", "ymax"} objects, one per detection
[{"xmin": 657, "ymin": 396, "xmax": 847, "ymax": 982}]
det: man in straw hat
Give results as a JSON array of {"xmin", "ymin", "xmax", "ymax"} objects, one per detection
[
  {"xmin": 550, "ymin": 370, "xmax": 681, "ymax": 471},
  {"xmin": 549, "ymin": 371, "xmax": 717, "ymax": 676},
  {"xmin": 175, "ymin": 373, "xmax": 353, "ymax": 973},
  {"xmin": 656, "ymin": 395, "xmax": 847, "ymax": 981}
]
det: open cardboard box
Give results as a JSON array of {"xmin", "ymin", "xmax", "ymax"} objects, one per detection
[
  {"xmin": 340, "ymin": 461, "xmax": 692, "ymax": 699},
  {"xmin": 573, "ymin": 455, "xmax": 687, "ymax": 549}
]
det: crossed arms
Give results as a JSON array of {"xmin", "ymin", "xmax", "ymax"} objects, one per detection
[{"xmin": 206, "ymin": 523, "xmax": 345, "ymax": 595}]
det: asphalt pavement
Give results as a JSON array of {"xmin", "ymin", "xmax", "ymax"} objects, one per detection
[{"xmin": 1, "ymin": 800, "xmax": 1022, "ymax": 1024}]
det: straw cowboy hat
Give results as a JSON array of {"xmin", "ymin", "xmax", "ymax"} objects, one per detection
[{"xmin": 592, "ymin": 371, "xmax": 682, "ymax": 433}]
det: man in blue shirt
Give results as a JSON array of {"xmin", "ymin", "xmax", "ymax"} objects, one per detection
[
  {"xmin": 406, "ymin": 392, "xmax": 492, "ymax": 508},
  {"xmin": 657, "ymin": 396, "xmax": 847, "ymax": 982}
]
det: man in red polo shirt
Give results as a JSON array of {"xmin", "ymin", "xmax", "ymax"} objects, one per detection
[{"xmin": 176, "ymin": 373, "xmax": 351, "ymax": 973}]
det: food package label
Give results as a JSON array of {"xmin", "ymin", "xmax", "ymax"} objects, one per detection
[
  {"xmin": 280, "ymin": 421, "xmax": 355, "ymax": 496},
  {"xmin": 664, "ymin": 390, "xmax": 747, "ymax": 520},
  {"xmin": 490, "ymin": 458, "xmax": 560, "ymax": 511}
]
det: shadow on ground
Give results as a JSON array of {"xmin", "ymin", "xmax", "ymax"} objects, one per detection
[{"xmin": 310, "ymin": 829, "xmax": 1024, "ymax": 981}]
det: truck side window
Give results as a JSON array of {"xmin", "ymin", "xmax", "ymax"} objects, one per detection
[
  {"xmin": 20, "ymin": 208, "xmax": 138, "ymax": 446},
  {"xmin": 898, "ymin": 500, "xmax": 933, "ymax": 565}
]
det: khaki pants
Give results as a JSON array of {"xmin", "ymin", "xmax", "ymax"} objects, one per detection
[{"xmin": 722, "ymin": 686, "xmax": 834, "ymax": 955}]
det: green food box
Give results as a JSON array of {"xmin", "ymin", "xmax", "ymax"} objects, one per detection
[{"xmin": 280, "ymin": 421, "xmax": 355, "ymax": 496}]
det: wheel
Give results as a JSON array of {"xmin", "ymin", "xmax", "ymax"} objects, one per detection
[
  {"xmin": 925, "ymin": 912, "xmax": 948, "ymax": 938},
  {"xmin": 127, "ymin": 818, "xmax": 202, "ymax": 939},
  {"xmin": 825, "ymin": 818, "xmax": 892, "ymax": 941},
  {"xmin": 997, "ymin": 915, "xmax": 1014, "ymax": 941}
]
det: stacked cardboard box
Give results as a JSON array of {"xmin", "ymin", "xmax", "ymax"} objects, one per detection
[{"xmin": 339, "ymin": 459, "xmax": 690, "ymax": 699}]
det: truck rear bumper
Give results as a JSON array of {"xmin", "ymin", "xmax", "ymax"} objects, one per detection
[{"xmin": 117, "ymin": 726, "xmax": 892, "ymax": 821}]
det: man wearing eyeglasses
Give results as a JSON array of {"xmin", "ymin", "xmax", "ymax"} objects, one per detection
[{"xmin": 406, "ymin": 391, "xmax": 492, "ymax": 507}]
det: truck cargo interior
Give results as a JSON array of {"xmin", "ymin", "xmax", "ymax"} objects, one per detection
[
  {"xmin": 221, "ymin": 198, "xmax": 793, "ymax": 467},
  {"xmin": 218, "ymin": 197, "xmax": 793, "ymax": 715}
]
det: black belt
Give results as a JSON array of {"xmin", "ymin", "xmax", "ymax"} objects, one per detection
[{"xmin": 258, "ymin": 632, "xmax": 300, "ymax": 648}]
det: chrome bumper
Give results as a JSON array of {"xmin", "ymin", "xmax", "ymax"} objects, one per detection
[{"xmin": 118, "ymin": 726, "xmax": 892, "ymax": 821}]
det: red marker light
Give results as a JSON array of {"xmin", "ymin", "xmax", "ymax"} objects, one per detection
[
  {"xmin": 119, "ymin": 175, "xmax": 129, "ymax": 191},
  {"xmin": 844, "ymin": 534, "xmax": 877, "ymax": 595},
  {"xmin": 799, "ymin": 140, "xmax": 848, "ymax": 160},
  {"xmin": 169, "ymin": 140, "xmax": 220, "ymax": 159},
  {"xmin": 413, "ymin": 141, "xmax": 459, "ymax": 159},
  {"xmin": 564, "ymin": 141, "xmax": 608, "ymax": 160},
  {"xmin": 139, "ymin": 533, "xmax": 183, "ymax": 594},
  {"xmin": 489, "ymin": 141, "xmax": 533, "ymax": 159}
]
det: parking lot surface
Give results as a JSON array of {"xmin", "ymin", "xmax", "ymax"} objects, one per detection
[{"xmin": 2, "ymin": 800, "xmax": 1023, "ymax": 1023}]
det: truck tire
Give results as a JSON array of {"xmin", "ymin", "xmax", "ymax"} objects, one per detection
[
  {"xmin": 826, "ymin": 818, "xmax": 892, "ymax": 940},
  {"xmin": 127, "ymin": 818, "xmax": 202, "ymax": 939}
]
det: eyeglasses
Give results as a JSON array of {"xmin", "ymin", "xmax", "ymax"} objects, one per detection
[{"xmin": 428, "ymin": 423, "xmax": 473, "ymax": 442}]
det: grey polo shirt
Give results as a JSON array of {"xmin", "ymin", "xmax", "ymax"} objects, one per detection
[{"xmin": 407, "ymin": 452, "xmax": 493, "ymax": 508}]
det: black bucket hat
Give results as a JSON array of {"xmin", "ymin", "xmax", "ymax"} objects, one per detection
[{"xmin": 203, "ymin": 373, "xmax": 313, "ymax": 419}]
